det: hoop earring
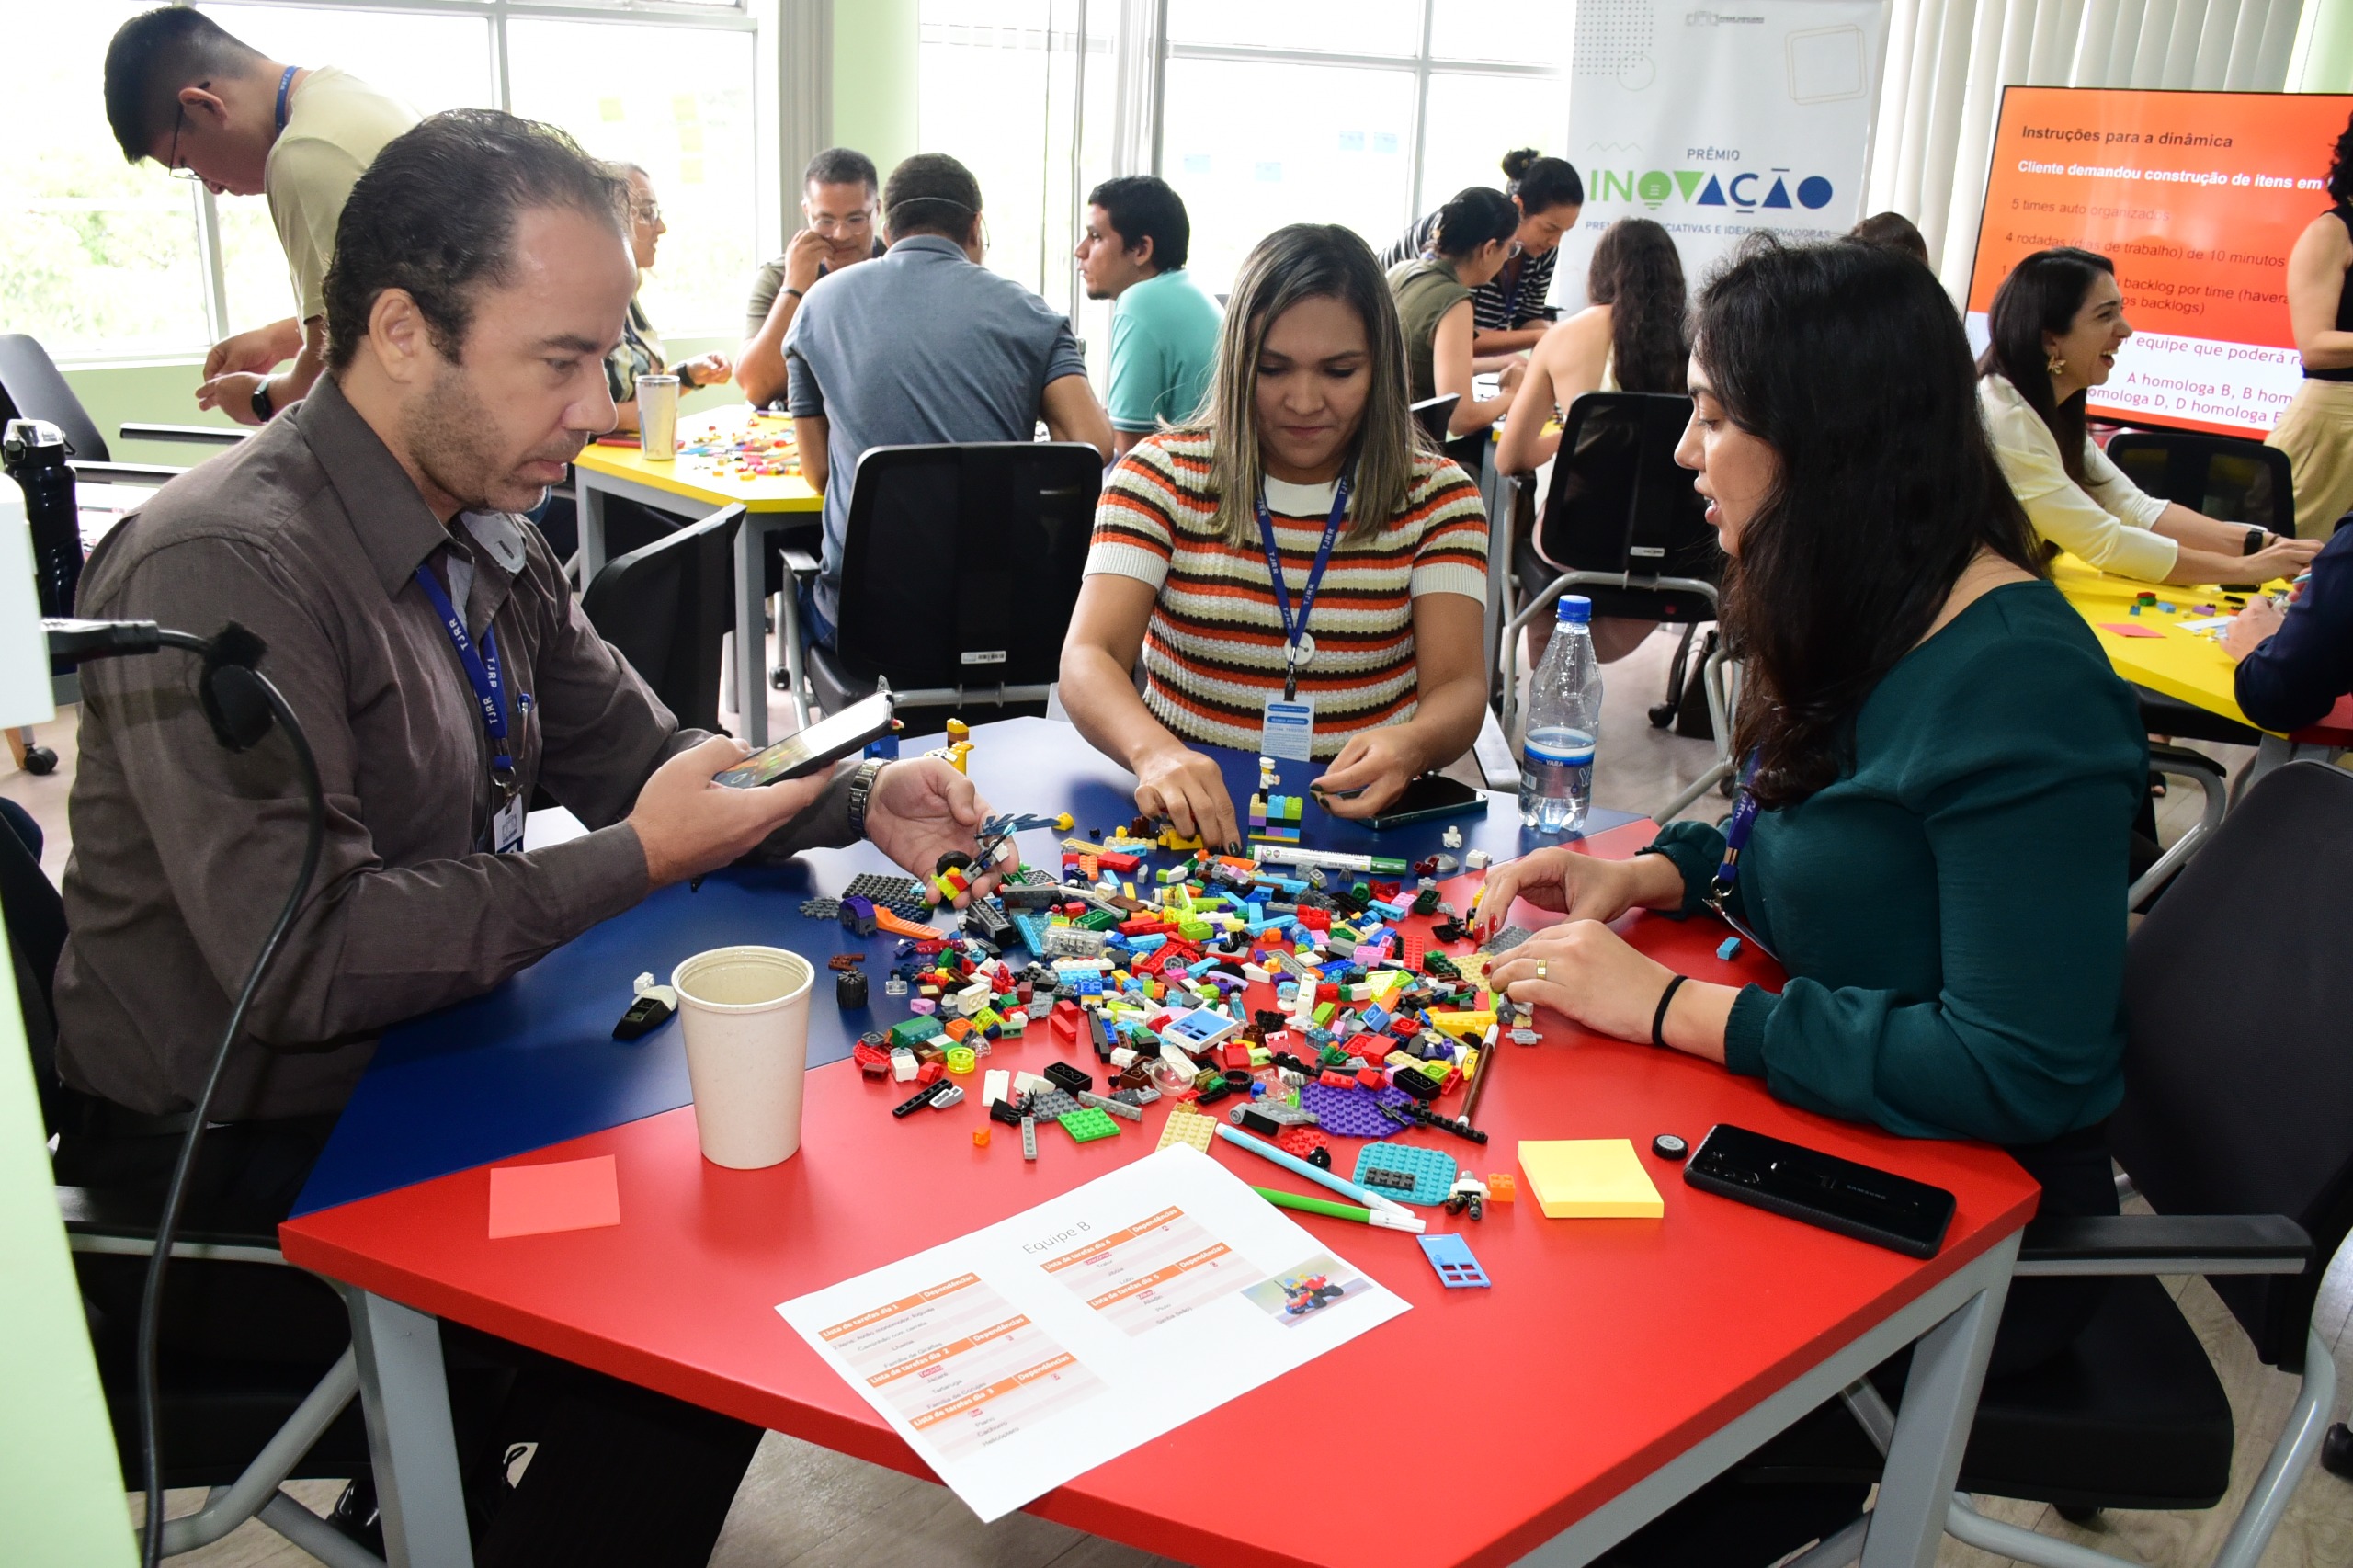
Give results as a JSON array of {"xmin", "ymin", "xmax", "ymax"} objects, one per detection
[{"xmin": 2047, "ymin": 352, "xmax": 2067, "ymax": 380}]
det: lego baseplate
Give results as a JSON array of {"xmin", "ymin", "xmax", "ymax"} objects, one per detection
[
  {"xmin": 1156, "ymin": 1107, "xmax": 1220, "ymax": 1153},
  {"xmin": 1353, "ymin": 1142, "xmax": 1459, "ymax": 1206},
  {"xmin": 1297, "ymin": 1081, "xmax": 1415, "ymax": 1138},
  {"xmin": 841, "ymin": 873, "xmax": 931, "ymax": 920},
  {"xmin": 1059, "ymin": 1107, "xmax": 1121, "ymax": 1142}
]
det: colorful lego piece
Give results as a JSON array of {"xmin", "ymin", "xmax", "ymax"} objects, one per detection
[
  {"xmin": 1416, "ymin": 1233, "xmax": 1491, "ymax": 1288},
  {"xmin": 1059, "ymin": 1107, "xmax": 1121, "ymax": 1142},
  {"xmin": 1156, "ymin": 1106, "xmax": 1220, "ymax": 1153}
]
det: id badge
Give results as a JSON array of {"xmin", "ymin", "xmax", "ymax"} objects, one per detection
[
  {"xmin": 1262, "ymin": 697, "xmax": 1314, "ymax": 762},
  {"xmin": 493, "ymin": 791, "xmax": 527, "ymax": 855}
]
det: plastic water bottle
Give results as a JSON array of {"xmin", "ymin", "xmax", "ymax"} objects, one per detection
[{"xmin": 1519, "ymin": 595, "xmax": 1603, "ymax": 833}]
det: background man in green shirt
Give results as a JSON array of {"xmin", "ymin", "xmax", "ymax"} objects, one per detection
[{"xmin": 1076, "ymin": 175, "xmax": 1222, "ymax": 459}]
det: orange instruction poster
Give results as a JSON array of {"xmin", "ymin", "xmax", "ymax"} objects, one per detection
[{"xmin": 1967, "ymin": 87, "xmax": 2353, "ymax": 437}]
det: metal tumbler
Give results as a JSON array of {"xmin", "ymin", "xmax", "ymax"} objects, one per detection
[{"xmin": 636, "ymin": 373, "xmax": 681, "ymax": 460}]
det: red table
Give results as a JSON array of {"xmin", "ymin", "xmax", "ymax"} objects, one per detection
[{"xmin": 281, "ymin": 822, "xmax": 2040, "ymax": 1568}]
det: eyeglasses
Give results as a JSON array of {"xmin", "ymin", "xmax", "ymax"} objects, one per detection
[
  {"xmin": 809, "ymin": 210, "xmax": 876, "ymax": 237},
  {"xmin": 165, "ymin": 103, "xmax": 199, "ymax": 182},
  {"xmin": 632, "ymin": 199, "xmax": 663, "ymax": 225}
]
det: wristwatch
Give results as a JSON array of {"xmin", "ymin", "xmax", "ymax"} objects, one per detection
[
  {"xmin": 249, "ymin": 381, "xmax": 274, "ymax": 423},
  {"xmin": 846, "ymin": 757, "xmax": 889, "ymax": 840},
  {"xmin": 2245, "ymin": 527, "xmax": 2270, "ymax": 556}
]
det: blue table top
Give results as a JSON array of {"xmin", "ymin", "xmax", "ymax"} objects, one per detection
[{"xmin": 293, "ymin": 716, "xmax": 1636, "ymax": 1215}]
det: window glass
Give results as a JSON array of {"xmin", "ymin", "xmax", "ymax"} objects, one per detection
[
  {"xmin": 1166, "ymin": 0, "xmax": 1422, "ymax": 56},
  {"xmin": 1161, "ymin": 58, "xmax": 1416, "ymax": 296},
  {"xmin": 506, "ymin": 18, "xmax": 758, "ymax": 335},
  {"xmin": 920, "ymin": 2, "xmax": 1056, "ymax": 299},
  {"xmin": 0, "ymin": 0, "xmax": 212, "ymax": 358},
  {"xmin": 1417, "ymin": 74, "xmax": 1571, "ymax": 220},
  {"xmin": 199, "ymin": 6, "xmax": 494, "ymax": 335},
  {"xmin": 1428, "ymin": 0, "xmax": 1570, "ymax": 66}
]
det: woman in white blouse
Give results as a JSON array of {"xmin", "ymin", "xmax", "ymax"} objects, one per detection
[{"xmin": 1977, "ymin": 247, "xmax": 2320, "ymax": 586}]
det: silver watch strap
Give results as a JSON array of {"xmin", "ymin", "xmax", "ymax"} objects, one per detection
[{"xmin": 847, "ymin": 757, "xmax": 887, "ymax": 839}]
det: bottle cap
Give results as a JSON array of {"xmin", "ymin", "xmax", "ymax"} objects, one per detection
[{"xmin": 1555, "ymin": 595, "xmax": 1593, "ymax": 625}]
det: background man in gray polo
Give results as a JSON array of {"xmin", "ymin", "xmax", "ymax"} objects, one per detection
[{"xmin": 783, "ymin": 153, "xmax": 1113, "ymax": 644}]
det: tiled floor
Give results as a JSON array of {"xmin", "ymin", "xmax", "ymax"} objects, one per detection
[{"xmin": 42, "ymin": 629, "xmax": 2353, "ymax": 1566}]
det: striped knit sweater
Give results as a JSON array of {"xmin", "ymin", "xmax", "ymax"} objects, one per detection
[{"xmin": 1085, "ymin": 431, "xmax": 1490, "ymax": 756}]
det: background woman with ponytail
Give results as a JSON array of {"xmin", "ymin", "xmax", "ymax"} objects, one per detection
[
  {"xmin": 1388, "ymin": 186, "xmax": 1526, "ymax": 437},
  {"xmin": 2268, "ymin": 109, "xmax": 2353, "ymax": 538},
  {"xmin": 1382, "ymin": 150, "xmax": 1584, "ymax": 359},
  {"xmin": 1979, "ymin": 246, "xmax": 2319, "ymax": 585}
]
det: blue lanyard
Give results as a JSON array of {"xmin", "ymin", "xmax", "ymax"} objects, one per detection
[
  {"xmin": 274, "ymin": 66, "xmax": 297, "ymax": 132},
  {"xmin": 1254, "ymin": 470, "xmax": 1351, "ymax": 702},
  {"xmin": 1494, "ymin": 249, "xmax": 1525, "ymax": 324},
  {"xmin": 1711, "ymin": 756, "xmax": 1760, "ymax": 899},
  {"xmin": 412, "ymin": 562, "xmax": 516, "ymax": 794}
]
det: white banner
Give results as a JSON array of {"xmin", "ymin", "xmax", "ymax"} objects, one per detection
[{"xmin": 1555, "ymin": 0, "xmax": 1891, "ymax": 311}]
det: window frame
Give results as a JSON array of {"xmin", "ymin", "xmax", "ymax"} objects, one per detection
[
  {"xmin": 51, "ymin": 0, "xmax": 769, "ymax": 367},
  {"xmin": 1155, "ymin": 1, "xmax": 1564, "ymax": 227}
]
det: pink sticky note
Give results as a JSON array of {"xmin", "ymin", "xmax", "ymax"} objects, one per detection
[
  {"xmin": 2097, "ymin": 622, "xmax": 2166, "ymax": 639},
  {"xmin": 488, "ymin": 1154, "xmax": 620, "ymax": 1239}
]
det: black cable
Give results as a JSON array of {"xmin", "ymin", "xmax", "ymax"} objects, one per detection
[{"xmin": 46, "ymin": 621, "xmax": 326, "ymax": 1566}]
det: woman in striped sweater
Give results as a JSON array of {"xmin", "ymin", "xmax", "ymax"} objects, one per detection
[{"xmin": 1059, "ymin": 223, "xmax": 1492, "ymax": 846}]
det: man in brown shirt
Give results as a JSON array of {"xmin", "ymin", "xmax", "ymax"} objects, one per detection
[{"xmin": 50, "ymin": 111, "xmax": 995, "ymax": 1564}]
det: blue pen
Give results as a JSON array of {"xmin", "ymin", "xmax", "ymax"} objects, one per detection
[{"xmin": 1213, "ymin": 1123, "xmax": 1414, "ymax": 1216}]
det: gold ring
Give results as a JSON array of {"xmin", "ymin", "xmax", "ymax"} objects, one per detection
[{"xmin": 1535, "ymin": 959, "xmax": 1549, "ymax": 980}]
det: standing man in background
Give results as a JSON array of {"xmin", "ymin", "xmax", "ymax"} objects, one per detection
[
  {"xmin": 104, "ymin": 7, "xmax": 417, "ymax": 426},
  {"xmin": 1076, "ymin": 175, "xmax": 1222, "ymax": 459},
  {"xmin": 738, "ymin": 147, "xmax": 886, "ymax": 407}
]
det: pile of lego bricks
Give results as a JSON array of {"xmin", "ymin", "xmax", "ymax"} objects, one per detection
[
  {"xmin": 677, "ymin": 415, "xmax": 799, "ymax": 481},
  {"xmin": 840, "ymin": 829, "xmax": 1537, "ymax": 1161}
]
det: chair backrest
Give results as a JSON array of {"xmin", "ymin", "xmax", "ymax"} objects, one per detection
[
  {"xmin": 832, "ymin": 443, "xmax": 1101, "ymax": 690},
  {"xmin": 1536, "ymin": 392, "xmax": 1719, "ymax": 586},
  {"xmin": 2105, "ymin": 429, "xmax": 2293, "ymax": 536},
  {"xmin": 1410, "ymin": 394, "xmax": 1459, "ymax": 444},
  {"xmin": 0, "ymin": 335, "xmax": 108, "ymax": 463},
  {"xmin": 2111, "ymin": 761, "xmax": 2353, "ymax": 1371},
  {"xmin": 581, "ymin": 503, "xmax": 742, "ymax": 733},
  {"xmin": 0, "ymin": 818, "xmax": 66, "ymax": 1137}
]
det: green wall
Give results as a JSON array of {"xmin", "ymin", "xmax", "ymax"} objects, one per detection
[
  {"xmin": 832, "ymin": 0, "xmax": 920, "ymax": 174},
  {"xmin": 2302, "ymin": 0, "xmax": 2353, "ymax": 90}
]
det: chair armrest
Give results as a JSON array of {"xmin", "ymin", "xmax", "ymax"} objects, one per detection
[
  {"xmin": 780, "ymin": 549, "xmax": 821, "ymax": 575},
  {"xmin": 2147, "ymin": 743, "xmax": 2229, "ymax": 781},
  {"xmin": 55, "ymin": 1185, "xmax": 286, "ymax": 1263},
  {"xmin": 2014, "ymin": 1212, "xmax": 2312, "ymax": 1277}
]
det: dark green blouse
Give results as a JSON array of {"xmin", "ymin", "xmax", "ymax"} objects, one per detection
[{"xmin": 1646, "ymin": 580, "xmax": 2146, "ymax": 1146}]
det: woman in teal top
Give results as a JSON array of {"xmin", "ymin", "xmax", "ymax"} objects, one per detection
[
  {"xmin": 1483, "ymin": 241, "xmax": 2143, "ymax": 1315},
  {"xmin": 1481, "ymin": 236, "xmax": 2146, "ymax": 1567}
]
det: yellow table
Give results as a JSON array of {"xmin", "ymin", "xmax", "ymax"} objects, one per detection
[
  {"xmin": 574, "ymin": 408, "xmax": 821, "ymax": 744},
  {"xmin": 2049, "ymin": 551, "xmax": 2351, "ymax": 781}
]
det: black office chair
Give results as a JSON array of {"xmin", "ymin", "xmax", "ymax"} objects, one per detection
[
  {"xmin": 1729, "ymin": 761, "xmax": 2350, "ymax": 1568},
  {"xmin": 798, "ymin": 443, "xmax": 1100, "ymax": 730},
  {"xmin": 1, "ymin": 822, "xmax": 382, "ymax": 1564},
  {"xmin": 581, "ymin": 503, "xmax": 742, "ymax": 735},
  {"xmin": 1410, "ymin": 393, "xmax": 1460, "ymax": 444},
  {"xmin": 2104, "ymin": 430, "xmax": 2294, "ymax": 751},
  {"xmin": 1499, "ymin": 392, "xmax": 1730, "ymax": 822},
  {"xmin": 0, "ymin": 334, "xmax": 197, "ymax": 486}
]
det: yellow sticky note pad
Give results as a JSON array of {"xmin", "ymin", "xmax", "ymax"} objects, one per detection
[{"xmin": 1518, "ymin": 1140, "xmax": 1665, "ymax": 1219}]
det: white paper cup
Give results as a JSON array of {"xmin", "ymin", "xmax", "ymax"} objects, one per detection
[{"xmin": 672, "ymin": 946, "xmax": 814, "ymax": 1168}]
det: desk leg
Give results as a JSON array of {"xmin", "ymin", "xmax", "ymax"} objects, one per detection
[
  {"xmin": 733, "ymin": 516, "xmax": 768, "ymax": 747},
  {"xmin": 347, "ymin": 1290, "xmax": 474, "ymax": 1568},
  {"xmin": 577, "ymin": 470, "xmax": 608, "ymax": 590},
  {"xmin": 1859, "ymin": 1255, "xmax": 2013, "ymax": 1568}
]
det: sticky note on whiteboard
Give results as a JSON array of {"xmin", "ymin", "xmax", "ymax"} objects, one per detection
[
  {"xmin": 1518, "ymin": 1140, "xmax": 1665, "ymax": 1218},
  {"xmin": 1787, "ymin": 25, "xmax": 1868, "ymax": 104}
]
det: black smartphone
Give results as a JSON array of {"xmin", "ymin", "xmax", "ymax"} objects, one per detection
[
  {"xmin": 1359, "ymin": 774, "xmax": 1487, "ymax": 832},
  {"xmin": 714, "ymin": 694, "xmax": 897, "ymax": 788},
  {"xmin": 1683, "ymin": 1124, "xmax": 1956, "ymax": 1258}
]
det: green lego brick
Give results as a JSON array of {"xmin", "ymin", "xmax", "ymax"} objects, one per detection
[
  {"xmin": 1075, "ymin": 909, "xmax": 1120, "ymax": 932},
  {"xmin": 890, "ymin": 1017, "xmax": 945, "ymax": 1048},
  {"xmin": 1059, "ymin": 1107, "xmax": 1121, "ymax": 1143}
]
